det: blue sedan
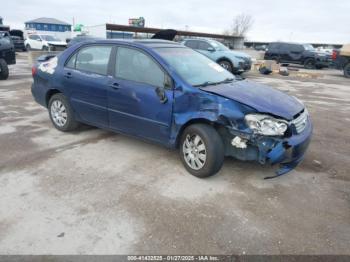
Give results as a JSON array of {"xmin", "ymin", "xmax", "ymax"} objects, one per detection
[{"xmin": 31, "ymin": 39, "xmax": 312, "ymax": 178}]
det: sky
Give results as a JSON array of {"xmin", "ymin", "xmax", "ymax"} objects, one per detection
[{"xmin": 1, "ymin": 0, "xmax": 349, "ymax": 44}]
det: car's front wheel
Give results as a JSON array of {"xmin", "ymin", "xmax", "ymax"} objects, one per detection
[
  {"xmin": 25, "ymin": 44, "xmax": 31, "ymax": 51},
  {"xmin": 179, "ymin": 124, "xmax": 224, "ymax": 178},
  {"xmin": 218, "ymin": 60, "xmax": 233, "ymax": 73},
  {"xmin": 0, "ymin": 58, "xmax": 9, "ymax": 80},
  {"xmin": 48, "ymin": 93, "xmax": 79, "ymax": 132}
]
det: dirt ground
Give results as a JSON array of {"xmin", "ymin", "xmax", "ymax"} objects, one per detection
[{"xmin": 0, "ymin": 53, "xmax": 349, "ymax": 255}]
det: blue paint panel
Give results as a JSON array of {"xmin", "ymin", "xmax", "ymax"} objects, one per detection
[{"xmin": 31, "ymin": 40, "xmax": 313, "ymax": 175}]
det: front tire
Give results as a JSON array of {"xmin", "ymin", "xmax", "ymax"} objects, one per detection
[
  {"xmin": 26, "ymin": 44, "xmax": 31, "ymax": 51},
  {"xmin": 179, "ymin": 124, "xmax": 224, "ymax": 178},
  {"xmin": 218, "ymin": 60, "xmax": 233, "ymax": 73},
  {"xmin": 48, "ymin": 93, "xmax": 79, "ymax": 132},
  {"xmin": 0, "ymin": 59, "xmax": 9, "ymax": 80}
]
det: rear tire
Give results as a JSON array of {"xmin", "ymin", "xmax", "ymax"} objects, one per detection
[
  {"xmin": 343, "ymin": 63, "xmax": 350, "ymax": 78},
  {"xmin": 0, "ymin": 59, "xmax": 9, "ymax": 80},
  {"xmin": 26, "ymin": 44, "xmax": 31, "ymax": 51},
  {"xmin": 179, "ymin": 124, "xmax": 224, "ymax": 178},
  {"xmin": 48, "ymin": 93, "xmax": 79, "ymax": 132},
  {"xmin": 304, "ymin": 58, "xmax": 316, "ymax": 69}
]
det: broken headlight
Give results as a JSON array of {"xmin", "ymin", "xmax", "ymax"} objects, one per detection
[{"xmin": 245, "ymin": 114, "xmax": 288, "ymax": 136}]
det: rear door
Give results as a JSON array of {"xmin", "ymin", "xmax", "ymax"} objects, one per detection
[
  {"xmin": 184, "ymin": 40, "xmax": 199, "ymax": 50},
  {"xmin": 107, "ymin": 46, "xmax": 174, "ymax": 144},
  {"xmin": 62, "ymin": 44, "xmax": 113, "ymax": 127},
  {"xmin": 279, "ymin": 43, "xmax": 291, "ymax": 62},
  {"xmin": 288, "ymin": 44, "xmax": 304, "ymax": 63}
]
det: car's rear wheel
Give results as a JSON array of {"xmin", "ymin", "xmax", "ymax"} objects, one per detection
[
  {"xmin": 304, "ymin": 58, "xmax": 316, "ymax": 69},
  {"xmin": 218, "ymin": 60, "xmax": 233, "ymax": 73},
  {"xmin": 25, "ymin": 44, "xmax": 31, "ymax": 51},
  {"xmin": 42, "ymin": 46, "xmax": 49, "ymax": 51},
  {"xmin": 343, "ymin": 63, "xmax": 350, "ymax": 78},
  {"xmin": 179, "ymin": 124, "xmax": 224, "ymax": 178},
  {"xmin": 0, "ymin": 59, "xmax": 9, "ymax": 80},
  {"xmin": 48, "ymin": 93, "xmax": 79, "ymax": 132}
]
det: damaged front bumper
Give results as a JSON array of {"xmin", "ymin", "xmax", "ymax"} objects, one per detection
[{"xmin": 225, "ymin": 117, "xmax": 312, "ymax": 178}]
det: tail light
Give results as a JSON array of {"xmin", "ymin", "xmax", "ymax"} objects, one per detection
[
  {"xmin": 332, "ymin": 50, "xmax": 337, "ymax": 61},
  {"xmin": 31, "ymin": 66, "xmax": 37, "ymax": 77}
]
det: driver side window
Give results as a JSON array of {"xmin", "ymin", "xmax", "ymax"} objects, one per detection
[
  {"xmin": 115, "ymin": 47, "xmax": 165, "ymax": 88},
  {"xmin": 197, "ymin": 41, "xmax": 212, "ymax": 51}
]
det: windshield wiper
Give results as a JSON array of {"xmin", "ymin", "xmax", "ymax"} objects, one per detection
[
  {"xmin": 193, "ymin": 81, "xmax": 218, "ymax": 87},
  {"xmin": 193, "ymin": 78, "xmax": 235, "ymax": 87},
  {"xmin": 218, "ymin": 78, "xmax": 235, "ymax": 84}
]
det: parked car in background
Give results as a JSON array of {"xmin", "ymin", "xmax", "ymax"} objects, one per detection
[
  {"xmin": 254, "ymin": 44, "xmax": 267, "ymax": 51},
  {"xmin": 264, "ymin": 42, "xmax": 332, "ymax": 69},
  {"xmin": 31, "ymin": 39, "xmax": 312, "ymax": 178},
  {"xmin": 182, "ymin": 39, "xmax": 252, "ymax": 74},
  {"xmin": 332, "ymin": 44, "xmax": 350, "ymax": 78},
  {"xmin": 66, "ymin": 35, "xmax": 101, "ymax": 48},
  {"xmin": 0, "ymin": 31, "xmax": 16, "ymax": 80},
  {"xmin": 9, "ymin": 29, "xmax": 26, "ymax": 51},
  {"xmin": 25, "ymin": 34, "xmax": 67, "ymax": 51}
]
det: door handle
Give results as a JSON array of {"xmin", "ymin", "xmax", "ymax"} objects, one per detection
[
  {"xmin": 64, "ymin": 72, "xmax": 72, "ymax": 79},
  {"xmin": 109, "ymin": 82, "xmax": 120, "ymax": 89}
]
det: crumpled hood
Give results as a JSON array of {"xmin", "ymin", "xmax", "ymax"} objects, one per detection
[
  {"xmin": 46, "ymin": 41, "xmax": 67, "ymax": 46},
  {"xmin": 201, "ymin": 80, "xmax": 304, "ymax": 120}
]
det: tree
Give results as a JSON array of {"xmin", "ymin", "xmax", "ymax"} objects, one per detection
[{"xmin": 225, "ymin": 14, "xmax": 254, "ymax": 37}]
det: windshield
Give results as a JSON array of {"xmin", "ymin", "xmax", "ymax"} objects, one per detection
[
  {"xmin": 40, "ymin": 35, "xmax": 60, "ymax": 41},
  {"xmin": 208, "ymin": 40, "xmax": 229, "ymax": 51},
  {"xmin": 303, "ymin": 44, "xmax": 315, "ymax": 51},
  {"xmin": 156, "ymin": 47, "xmax": 235, "ymax": 86}
]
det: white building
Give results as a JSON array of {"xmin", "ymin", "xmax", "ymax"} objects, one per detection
[{"xmin": 24, "ymin": 17, "xmax": 72, "ymax": 41}]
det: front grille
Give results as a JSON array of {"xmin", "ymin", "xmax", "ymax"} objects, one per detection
[{"xmin": 291, "ymin": 110, "xmax": 308, "ymax": 134}]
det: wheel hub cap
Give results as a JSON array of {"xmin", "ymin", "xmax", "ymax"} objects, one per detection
[
  {"xmin": 50, "ymin": 100, "xmax": 67, "ymax": 127},
  {"xmin": 183, "ymin": 134, "xmax": 206, "ymax": 170}
]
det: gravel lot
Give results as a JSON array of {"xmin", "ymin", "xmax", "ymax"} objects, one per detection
[{"xmin": 0, "ymin": 53, "xmax": 349, "ymax": 255}]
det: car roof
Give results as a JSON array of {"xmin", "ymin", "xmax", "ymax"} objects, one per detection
[{"xmin": 76, "ymin": 39, "xmax": 184, "ymax": 49}]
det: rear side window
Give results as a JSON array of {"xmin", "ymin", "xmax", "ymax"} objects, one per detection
[
  {"xmin": 289, "ymin": 44, "xmax": 304, "ymax": 52},
  {"xmin": 68, "ymin": 45, "xmax": 112, "ymax": 75},
  {"xmin": 29, "ymin": 35, "xmax": 40, "ymax": 40},
  {"xmin": 184, "ymin": 40, "xmax": 199, "ymax": 49},
  {"xmin": 66, "ymin": 53, "xmax": 77, "ymax": 68},
  {"xmin": 115, "ymin": 47, "xmax": 165, "ymax": 87}
]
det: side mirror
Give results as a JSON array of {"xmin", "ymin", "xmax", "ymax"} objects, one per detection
[
  {"xmin": 207, "ymin": 47, "xmax": 215, "ymax": 52},
  {"xmin": 155, "ymin": 87, "xmax": 168, "ymax": 104}
]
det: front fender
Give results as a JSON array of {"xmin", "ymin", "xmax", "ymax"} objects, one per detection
[{"xmin": 169, "ymin": 88, "xmax": 255, "ymax": 147}]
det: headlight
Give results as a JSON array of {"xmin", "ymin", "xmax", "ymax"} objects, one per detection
[{"xmin": 245, "ymin": 114, "xmax": 288, "ymax": 136}]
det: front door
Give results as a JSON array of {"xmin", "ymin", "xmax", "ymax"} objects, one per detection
[
  {"xmin": 61, "ymin": 44, "xmax": 113, "ymax": 127},
  {"xmin": 107, "ymin": 46, "xmax": 174, "ymax": 144}
]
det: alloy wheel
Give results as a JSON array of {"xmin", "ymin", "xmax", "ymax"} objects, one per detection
[
  {"xmin": 50, "ymin": 100, "xmax": 67, "ymax": 127},
  {"xmin": 182, "ymin": 134, "xmax": 207, "ymax": 170}
]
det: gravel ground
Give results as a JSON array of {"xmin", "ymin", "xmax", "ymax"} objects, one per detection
[{"xmin": 0, "ymin": 53, "xmax": 349, "ymax": 255}]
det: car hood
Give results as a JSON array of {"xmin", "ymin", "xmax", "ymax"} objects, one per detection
[
  {"xmin": 46, "ymin": 41, "xmax": 67, "ymax": 46},
  {"xmin": 200, "ymin": 80, "xmax": 304, "ymax": 120}
]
